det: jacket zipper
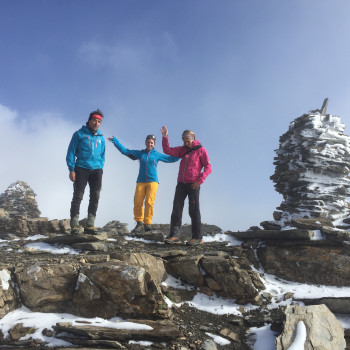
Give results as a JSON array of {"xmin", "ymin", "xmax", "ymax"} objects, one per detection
[
  {"xmin": 182, "ymin": 152, "xmax": 191, "ymax": 182},
  {"xmin": 146, "ymin": 152, "xmax": 150, "ymax": 182}
]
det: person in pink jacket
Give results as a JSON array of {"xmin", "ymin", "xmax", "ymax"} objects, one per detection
[{"xmin": 161, "ymin": 126, "xmax": 212, "ymax": 245}]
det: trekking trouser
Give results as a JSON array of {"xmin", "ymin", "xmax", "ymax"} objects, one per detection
[
  {"xmin": 133, "ymin": 182, "xmax": 159, "ymax": 225},
  {"xmin": 70, "ymin": 166, "xmax": 103, "ymax": 219},
  {"xmin": 170, "ymin": 182, "xmax": 202, "ymax": 239}
]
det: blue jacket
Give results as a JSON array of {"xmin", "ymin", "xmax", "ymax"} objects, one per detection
[
  {"xmin": 66, "ymin": 125, "xmax": 105, "ymax": 171},
  {"xmin": 111, "ymin": 137, "xmax": 179, "ymax": 183}
]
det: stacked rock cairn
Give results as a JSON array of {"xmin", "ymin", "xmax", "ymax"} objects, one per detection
[
  {"xmin": 264, "ymin": 99, "xmax": 350, "ymax": 229},
  {"xmin": 0, "ymin": 180, "xmax": 41, "ymax": 218}
]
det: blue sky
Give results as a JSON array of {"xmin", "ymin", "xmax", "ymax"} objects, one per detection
[{"xmin": 1, "ymin": 0, "xmax": 350, "ymax": 231}]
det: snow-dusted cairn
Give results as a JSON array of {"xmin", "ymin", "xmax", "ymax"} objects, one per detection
[
  {"xmin": 267, "ymin": 99, "xmax": 350, "ymax": 228},
  {"xmin": 0, "ymin": 180, "xmax": 41, "ymax": 218}
]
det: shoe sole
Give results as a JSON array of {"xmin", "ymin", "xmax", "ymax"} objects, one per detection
[
  {"xmin": 164, "ymin": 239, "xmax": 182, "ymax": 245},
  {"xmin": 186, "ymin": 241, "xmax": 204, "ymax": 246},
  {"xmin": 84, "ymin": 228, "xmax": 97, "ymax": 235}
]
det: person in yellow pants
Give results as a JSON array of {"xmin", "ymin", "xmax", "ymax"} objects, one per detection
[
  {"xmin": 108, "ymin": 134, "xmax": 179, "ymax": 232},
  {"xmin": 134, "ymin": 182, "xmax": 158, "ymax": 227}
]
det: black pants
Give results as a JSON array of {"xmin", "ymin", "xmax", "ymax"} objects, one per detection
[
  {"xmin": 170, "ymin": 182, "xmax": 201, "ymax": 239},
  {"xmin": 70, "ymin": 166, "xmax": 103, "ymax": 218}
]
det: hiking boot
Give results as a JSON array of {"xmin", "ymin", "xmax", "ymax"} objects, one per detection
[
  {"xmin": 164, "ymin": 237, "xmax": 182, "ymax": 245},
  {"xmin": 70, "ymin": 227, "xmax": 81, "ymax": 235},
  {"xmin": 144, "ymin": 224, "xmax": 152, "ymax": 232},
  {"xmin": 186, "ymin": 238, "xmax": 203, "ymax": 246},
  {"xmin": 84, "ymin": 226, "xmax": 97, "ymax": 235},
  {"xmin": 131, "ymin": 222, "xmax": 144, "ymax": 233}
]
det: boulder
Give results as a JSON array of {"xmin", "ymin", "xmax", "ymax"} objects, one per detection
[
  {"xmin": 276, "ymin": 304, "xmax": 346, "ymax": 350},
  {"xmin": 165, "ymin": 252, "xmax": 264, "ymax": 305},
  {"xmin": 111, "ymin": 252, "xmax": 167, "ymax": 286},
  {"xmin": 258, "ymin": 241, "xmax": 350, "ymax": 286},
  {"xmin": 14, "ymin": 263, "xmax": 78, "ymax": 312},
  {"xmin": 73, "ymin": 261, "xmax": 170, "ymax": 319}
]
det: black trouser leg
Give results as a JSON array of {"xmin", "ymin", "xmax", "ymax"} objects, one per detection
[
  {"xmin": 170, "ymin": 183, "xmax": 187, "ymax": 236},
  {"xmin": 70, "ymin": 166, "xmax": 89, "ymax": 218},
  {"xmin": 70, "ymin": 167, "xmax": 103, "ymax": 218},
  {"xmin": 87, "ymin": 169, "xmax": 103, "ymax": 216},
  {"xmin": 188, "ymin": 186, "xmax": 201, "ymax": 239}
]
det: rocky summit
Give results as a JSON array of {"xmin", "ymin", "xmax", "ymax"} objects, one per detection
[{"xmin": 0, "ymin": 180, "xmax": 348, "ymax": 349}]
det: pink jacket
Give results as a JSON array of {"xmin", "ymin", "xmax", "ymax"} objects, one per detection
[{"xmin": 162, "ymin": 136, "xmax": 212, "ymax": 185}]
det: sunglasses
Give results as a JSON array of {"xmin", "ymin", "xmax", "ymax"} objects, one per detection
[{"xmin": 146, "ymin": 135, "xmax": 156, "ymax": 141}]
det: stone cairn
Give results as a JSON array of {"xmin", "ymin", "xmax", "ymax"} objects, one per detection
[
  {"xmin": 262, "ymin": 99, "xmax": 350, "ymax": 229},
  {"xmin": 0, "ymin": 181, "xmax": 71, "ymax": 235},
  {"xmin": 0, "ymin": 180, "xmax": 41, "ymax": 218}
]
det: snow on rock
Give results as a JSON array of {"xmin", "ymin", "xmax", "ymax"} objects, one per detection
[{"xmin": 264, "ymin": 106, "xmax": 350, "ymax": 229}]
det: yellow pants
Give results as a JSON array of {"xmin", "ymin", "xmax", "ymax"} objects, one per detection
[{"xmin": 134, "ymin": 182, "xmax": 159, "ymax": 225}]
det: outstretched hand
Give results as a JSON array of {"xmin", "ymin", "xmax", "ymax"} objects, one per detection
[
  {"xmin": 160, "ymin": 126, "xmax": 168, "ymax": 137},
  {"xmin": 108, "ymin": 137, "xmax": 114, "ymax": 141}
]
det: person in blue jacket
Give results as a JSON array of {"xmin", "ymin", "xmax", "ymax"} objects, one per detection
[
  {"xmin": 66, "ymin": 109, "xmax": 105, "ymax": 234},
  {"xmin": 108, "ymin": 134, "xmax": 179, "ymax": 232}
]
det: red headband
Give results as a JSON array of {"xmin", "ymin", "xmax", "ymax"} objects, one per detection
[{"xmin": 91, "ymin": 114, "xmax": 102, "ymax": 120}]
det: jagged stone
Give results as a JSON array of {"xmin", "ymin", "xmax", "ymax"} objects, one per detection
[
  {"xmin": 0, "ymin": 268, "xmax": 19, "ymax": 318},
  {"xmin": 129, "ymin": 229, "xmax": 165, "ymax": 242},
  {"xmin": 276, "ymin": 304, "xmax": 346, "ymax": 350},
  {"xmin": 299, "ymin": 297, "xmax": 350, "ymax": 314},
  {"xmin": 228, "ymin": 229, "xmax": 313, "ymax": 241},
  {"xmin": 53, "ymin": 319, "xmax": 181, "ymax": 343},
  {"xmin": 258, "ymin": 241, "xmax": 350, "ymax": 286},
  {"xmin": 321, "ymin": 227, "xmax": 350, "ymax": 242},
  {"xmin": 73, "ymin": 261, "xmax": 170, "ymax": 319},
  {"xmin": 291, "ymin": 217, "xmax": 333, "ymax": 230},
  {"xmin": 71, "ymin": 242, "xmax": 109, "ymax": 252},
  {"xmin": 111, "ymin": 252, "xmax": 167, "ymax": 286},
  {"xmin": 166, "ymin": 254, "xmax": 206, "ymax": 287},
  {"xmin": 165, "ymin": 253, "xmax": 263, "ymax": 305},
  {"xmin": 14, "ymin": 263, "xmax": 78, "ymax": 312}
]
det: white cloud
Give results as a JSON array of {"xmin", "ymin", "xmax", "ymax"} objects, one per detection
[{"xmin": 78, "ymin": 33, "xmax": 178, "ymax": 72}]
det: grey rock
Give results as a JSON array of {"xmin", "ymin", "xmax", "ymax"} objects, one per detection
[
  {"xmin": 228, "ymin": 229, "xmax": 313, "ymax": 241},
  {"xmin": 299, "ymin": 297, "xmax": 350, "ymax": 314},
  {"xmin": 258, "ymin": 241, "xmax": 350, "ymax": 286},
  {"xmin": 276, "ymin": 304, "xmax": 346, "ymax": 350},
  {"xmin": 201, "ymin": 339, "xmax": 218, "ymax": 350}
]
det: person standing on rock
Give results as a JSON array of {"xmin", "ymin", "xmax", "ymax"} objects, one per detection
[
  {"xmin": 66, "ymin": 109, "xmax": 105, "ymax": 235},
  {"xmin": 161, "ymin": 126, "xmax": 212, "ymax": 245},
  {"xmin": 108, "ymin": 134, "xmax": 179, "ymax": 232}
]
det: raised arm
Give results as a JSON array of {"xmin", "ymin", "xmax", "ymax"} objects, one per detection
[
  {"xmin": 161, "ymin": 126, "xmax": 184, "ymax": 157},
  {"xmin": 108, "ymin": 136, "xmax": 140, "ymax": 160}
]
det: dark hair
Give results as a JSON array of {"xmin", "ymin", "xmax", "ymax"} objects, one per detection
[
  {"xmin": 89, "ymin": 109, "xmax": 104, "ymax": 120},
  {"xmin": 146, "ymin": 134, "xmax": 156, "ymax": 143}
]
